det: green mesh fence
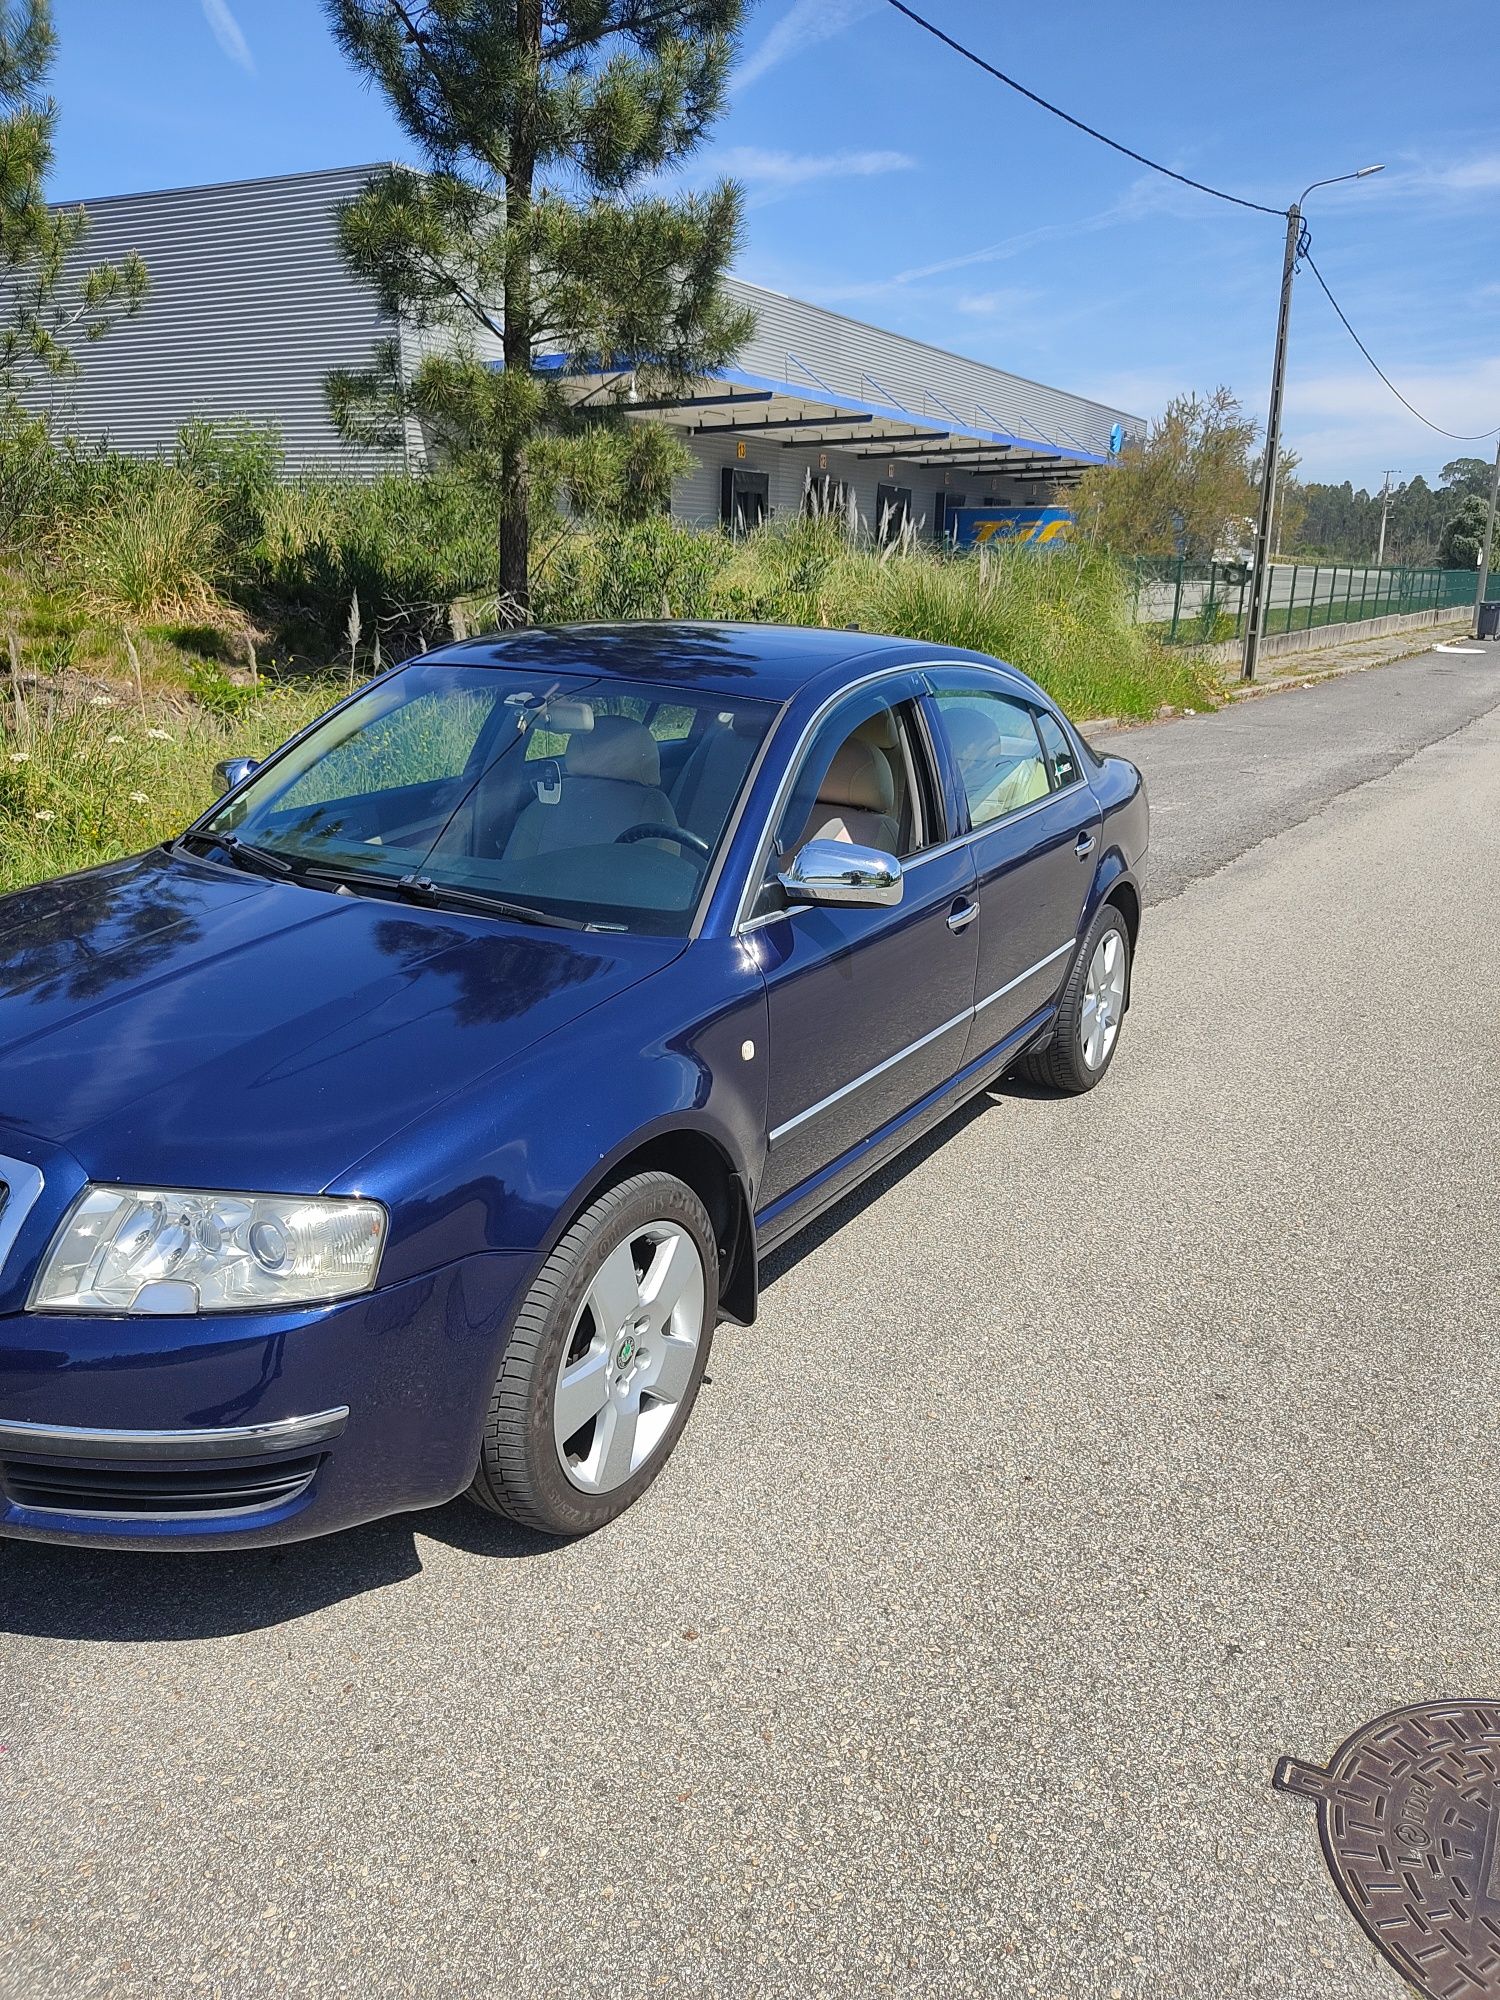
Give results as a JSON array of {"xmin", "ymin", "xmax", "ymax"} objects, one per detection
[{"xmin": 1129, "ymin": 558, "xmax": 1482, "ymax": 645}]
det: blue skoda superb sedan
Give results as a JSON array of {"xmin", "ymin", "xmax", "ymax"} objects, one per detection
[{"xmin": 0, "ymin": 624, "xmax": 1146, "ymax": 1547}]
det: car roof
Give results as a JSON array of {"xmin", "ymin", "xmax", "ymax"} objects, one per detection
[{"xmin": 429, "ymin": 622, "xmax": 1018, "ymax": 704}]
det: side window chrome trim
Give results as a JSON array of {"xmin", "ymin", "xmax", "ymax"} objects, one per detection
[{"xmin": 730, "ymin": 660, "xmax": 1095, "ymax": 936}]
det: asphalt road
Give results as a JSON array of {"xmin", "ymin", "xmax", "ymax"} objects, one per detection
[{"xmin": 3, "ymin": 643, "xmax": 1500, "ymax": 1999}]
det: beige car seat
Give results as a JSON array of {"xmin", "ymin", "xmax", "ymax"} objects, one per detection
[
  {"xmin": 942, "ymin": 703, "xmax": 1048, "ymax": 825},
  {"xmin": 794, "ymin": 736, "xmax": 900, "ymax": 855},
  {"xmin": 504, "ymin": 715, "xmax": 676, "ymax": 860}
]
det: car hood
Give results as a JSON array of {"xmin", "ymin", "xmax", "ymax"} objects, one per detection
[{"xmin": 0, "ymin": 849, "xmax": 680, "ymax": 1191}]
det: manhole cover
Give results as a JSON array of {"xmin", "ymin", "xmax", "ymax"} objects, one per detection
[{"xmin": 1276, "ymin": 1700, "xmax": 1500, "ymax": 1999}]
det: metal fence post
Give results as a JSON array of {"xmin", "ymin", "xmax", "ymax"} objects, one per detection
[
  {"xmin": 1170, "ymin": 557, "xmax": 1185, "ymax": 644},
  {"xmin": 1308, "ymin": 564, "xmax": 1320, "ymax": 630}
]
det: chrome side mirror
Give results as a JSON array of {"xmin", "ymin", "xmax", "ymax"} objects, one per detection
[
  {"xmin": 778, "ymin": 839, "xmax": 903, "ymax": 909},
  {"xmin": 213, "ymin": 756, "xmax": 259, "ymax": 796}
]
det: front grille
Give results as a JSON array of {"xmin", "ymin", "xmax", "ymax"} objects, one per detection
[{"xmin": 0, "ymin": 1453, "xmax": 320, "ymax": 1518}]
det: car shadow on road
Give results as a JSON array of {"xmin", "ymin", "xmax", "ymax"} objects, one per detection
[
  {"xmin": 0, "ymin": 1490, "xmax": 561, "ymax": 1643},
  {"xmin": 0, "ymin": 1074, "xmax": 1050, "ymax": 1643},
  {"xmin": 759, "ymin": 1073, "xmax": 1044, "ymax": 1289}
]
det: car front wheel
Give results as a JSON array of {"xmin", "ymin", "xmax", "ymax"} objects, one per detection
[
  {"xmin": 1021, "ymin": 903, "xmax": 1132, "ymax": 1094},
  {"xmin": 467, "ymin": 1171, "xmax": 718, "ymax": 1536}
]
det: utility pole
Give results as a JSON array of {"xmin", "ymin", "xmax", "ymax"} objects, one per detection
[
  {"xmin": 1473, "ymin": 438, "xmax": 1500, "ymax": 639},
  {"xmin": 1241, "ymin": 206, "xmax": 1300, "ymax": 685},
  {"xmin": 1241, "ymin": 164, "xmax": 1384, "ymax": 684},
  {"xmin": 1375, "ymin": 470, "xmax": 1398, "ymax": 565}
]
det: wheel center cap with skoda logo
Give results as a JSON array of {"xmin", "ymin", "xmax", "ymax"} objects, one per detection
[{"xmin": 614, "ymin": 1334, "xmax": 637, "ymax": 1369}]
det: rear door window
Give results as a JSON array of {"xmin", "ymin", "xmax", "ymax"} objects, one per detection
[{"xmin": 931, "ymin": 689, "xmax": 1050, "ymax": 830}]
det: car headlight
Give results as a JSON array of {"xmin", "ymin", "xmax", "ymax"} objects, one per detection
[{"xmin": 30, "ymin": 1186, "xmax": 387, "ymax": 1314}]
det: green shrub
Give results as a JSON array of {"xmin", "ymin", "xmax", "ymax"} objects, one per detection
[
  {"xmin": 0, "ymin": 412, "xmax": 64, "ymax": 551},
  {"xmin": 175, "ymin": 417, "xmax": 284, "ymax": 560},
  {"xmin": 534, "ymin": 516, "xmax": 727, "ymax": 623}
]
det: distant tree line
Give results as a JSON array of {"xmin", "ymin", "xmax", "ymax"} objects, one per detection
[{"xmin": 1287, "ymin": 459, "xmax": 1495, "ymax": 568}]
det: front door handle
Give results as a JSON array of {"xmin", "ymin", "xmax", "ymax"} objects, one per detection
[
  {"xmin": 946, "ymin": 899, "xmax": 979, "ymax": 933},
  {"xmin": 1075, "ymin": 832, "xmax": 1097, "ymax": 857}
]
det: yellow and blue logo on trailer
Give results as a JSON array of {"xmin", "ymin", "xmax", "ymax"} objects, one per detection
[{"xmin": 951, "ymin": 506, "xmax": 1073, "ymax": 549}]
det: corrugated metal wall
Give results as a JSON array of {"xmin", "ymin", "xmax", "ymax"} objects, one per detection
[
  {"xmin": 723, "ymin": 278, "xmax": 1139, "ymax": 458},
  {"xmin": 15, "ymin": 164, "xmax": 1141, "ymax": 502},
  {"xmin": 16, "ymin": 165, "xmax": 403, "ymax": 474}
]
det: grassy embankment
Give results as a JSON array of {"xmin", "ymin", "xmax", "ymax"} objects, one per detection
[{"xmin": 0, "ymin": 419, "xmax": 1217, "ymax": 892}]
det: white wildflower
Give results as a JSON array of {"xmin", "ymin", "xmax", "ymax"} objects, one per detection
[
  {"xmin": 8, "ymin": 751, "xmax": 29, "ymax": 763},
  {"xmin": 34, "ymin": 809, "xmax": 54, "ymax": 823},
  {"xmin": 128, "ymin": 791, "xmax": 150, "ymax": 804},
  {"xmin": 106, "ymin": 734, "xmax": 126, "ymax": 744},
  {"xmin": 89, "ymin": 695, "xmax": 115, "ymax": 708},
  {"xmin": 146, "ymin": 728, "xmax": 173, "ymax": 741}
]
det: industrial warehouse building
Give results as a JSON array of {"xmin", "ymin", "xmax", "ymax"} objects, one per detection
[{"xmin": 24, "ymin": 165, "xmax": 1142, "ymax": 541}]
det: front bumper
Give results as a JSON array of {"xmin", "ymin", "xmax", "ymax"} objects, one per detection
[{"xmin": 0, "ymin": 1251, "xmax": 533, "ymax": 1549}]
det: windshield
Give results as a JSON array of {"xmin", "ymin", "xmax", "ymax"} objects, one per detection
[{"xmin": 197, "ymin": 664, "xmax": 775, "ymax": 935}]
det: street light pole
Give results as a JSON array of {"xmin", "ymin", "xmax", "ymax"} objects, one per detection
[
  {"xmin": 1472, "ymin": 439, "xmax": 1500, "ymax": 639},
  {"xmin": 1241, "ymin": 165, "xmax": 1385, "ymax": 683}
]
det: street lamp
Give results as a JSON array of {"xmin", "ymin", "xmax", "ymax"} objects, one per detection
[{"xmin": 1241, "ymin": 164, "xmax": 1385, "ymax": 683}]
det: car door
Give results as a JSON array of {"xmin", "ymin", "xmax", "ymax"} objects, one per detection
[
  {"xmin": 924, "ymin": 674, "xmax": 1101, "ymax": 1057},
  {"xmin": 745, "ymin": 675, "xmax": 979, "ymax": 1214}
]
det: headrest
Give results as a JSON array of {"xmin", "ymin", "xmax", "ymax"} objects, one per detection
[
  {"xmin": 818, "ymin": 737, "xmax": 894, "ymax": 815},
  {"xmin": 566, "ymin": 714, "xmax": 660, "ymax": 786},
  {"xmin": 942, "ymin": 704, "xmax": 1001, "ymax": 762},
  {"xmin": 855, "ymin": 710, "xmax": 899, "ymax": 751}
]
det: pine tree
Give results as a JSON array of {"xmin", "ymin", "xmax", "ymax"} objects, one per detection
[
  {"xmin": 0, "ymin": 0, "xmax": 148, "ymax": 409},
  {"xmin": 323, "ymin": 0, "xmax": 754, "ymax": 617}
]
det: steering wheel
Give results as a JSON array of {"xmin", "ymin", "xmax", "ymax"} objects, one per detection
[{"xmin": 614, "ymin": 822, "xmax": 712, "ymax": 860}]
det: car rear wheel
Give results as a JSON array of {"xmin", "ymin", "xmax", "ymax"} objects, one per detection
[
  {"xmin": 467, "ymin": 1172, "xmax": 718, "ymax": 1537},
  {"xmin": 1020, "ymin": 903, "xmax": 1131, "ymax": 1094}
]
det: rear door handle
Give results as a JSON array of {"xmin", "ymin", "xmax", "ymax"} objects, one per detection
[
  {"xmin": 1075, "ymin": 832, "xmax": 1097, "ymax": 857},
  {"xmin": 946, "ymin": 899, "xmax": 979, "ymax": 933}
]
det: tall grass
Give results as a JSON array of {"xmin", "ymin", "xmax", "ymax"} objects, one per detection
[
  {"xmin": 0, "ymin": 681, "xmax": 340, "ymax": 893},
  {"xmin": 59, "ymin": 473, "xmax": 226, "ymax": 623},
  {"xmin": 536, "ymin": 516, "xmax": 1216, "ymax": 719}
]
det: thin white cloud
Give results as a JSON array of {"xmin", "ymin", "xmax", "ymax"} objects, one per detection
[
  {"xmin": 812, "ymin": 174, "xmax": 1200, "ymax": 305},
  {"xmin": 954, "ymin": 287, "xmax": 1040, "ymax": 317},
  {"xmin": 201, "ymin": 0, "xmax": 255, "ymax": 74},
  {"xmin": 1427, "ymin": 153, "xmax": 1500, "ymax": 191},
  {"xmin": 736, "ymin": 0, "xmax": 878, "ymax": 90},
  {"xmin": 718, "ymin": 146, "xmax": 914, "ymax": 190}
]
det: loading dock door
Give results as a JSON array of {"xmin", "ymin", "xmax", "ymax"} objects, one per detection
[
  {"xmin": 875, "ymin": 481, "xmax": 912, "ymax": 540},
  {"xmin": 721, "ymin": 466, "xmax": 769, "ymax": 533}
]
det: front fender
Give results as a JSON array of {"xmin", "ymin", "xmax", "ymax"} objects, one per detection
[{"xmin": 334, "ymin": 938, "xmax": 769, "ymax": 1288}]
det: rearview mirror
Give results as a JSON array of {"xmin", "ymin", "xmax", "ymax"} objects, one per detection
[
  {"xmin": 778, "ymin": 839, "xmax": 903, "ymax": 909},
  {"xmin": 213, "ymin": 757, "xmax": 259, "ymax": 795},
  {"xmin": 543, "ymin": 699, "xmax": 594, "ymax": 733}
]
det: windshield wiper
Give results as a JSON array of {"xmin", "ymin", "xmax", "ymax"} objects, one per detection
[
  {"xmin": 392, "ymin": 874, "xmax": 589, "ymax": 930},
  {"xmin": 178, "ymin": 830, "xmax": 295, "ymax": 879}
]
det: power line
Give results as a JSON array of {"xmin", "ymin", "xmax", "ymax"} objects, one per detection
[
  {"xmin": 883, "ymin": 0, "xmax": 1284, "ymax": 218},
  {"xmin": 1301, "ymin": 251, "xmax": 1500, "ymax": 443},
  {"xmin": 884, "ymin": 0, "xmax": 1500, "ymax": 445}
]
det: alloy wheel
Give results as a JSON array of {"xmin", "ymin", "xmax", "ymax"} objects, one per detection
[
  {"xmin": 1080, "ymin": 930, "xmax": 1126, "ymax": 1070},
  {"xmin": 552, "ymin": 1222, "xmax": 706, "ymax": 1494}
]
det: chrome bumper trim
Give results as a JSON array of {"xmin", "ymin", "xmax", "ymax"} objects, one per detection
[{"xmin": 0, "ymin": 1407, "xmax": 350, "ymax": 1462}]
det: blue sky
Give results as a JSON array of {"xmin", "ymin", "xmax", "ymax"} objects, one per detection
[{"xmin": 48, "ymin": 0, "xmax": 1500, "ymax": 489}]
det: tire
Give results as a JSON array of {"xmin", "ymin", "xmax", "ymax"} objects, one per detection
[
  {"xmin": 467, "ymin": 1171, "xmax": 719, "ymax": 1537},
  {"xmin": 1020, "ymin": 902, "xmax": 1132, "ymax": 1095}
]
